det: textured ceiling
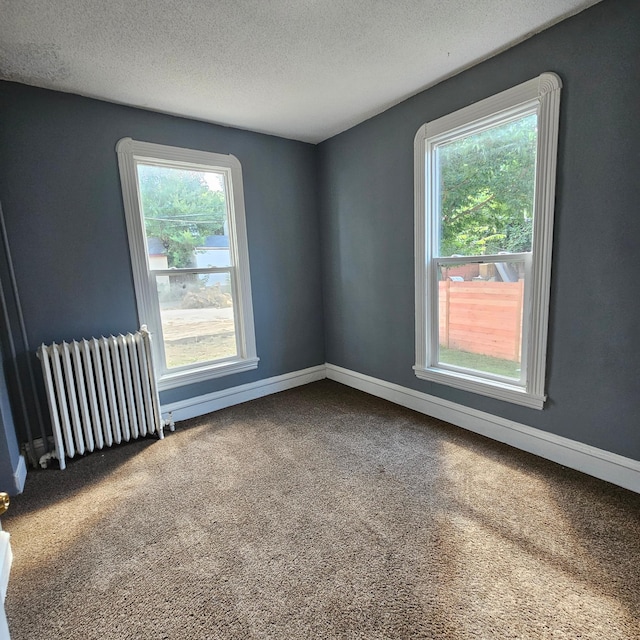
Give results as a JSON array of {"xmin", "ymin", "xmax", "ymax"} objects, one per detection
[{"xmin": 0, "ymin": 0, "xmax": 601, "ymax": 143}]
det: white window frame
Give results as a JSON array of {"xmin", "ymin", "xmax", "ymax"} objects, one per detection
[
  {"xmin": 414, "ymin": 73, "xmax": 562, "ymax": 409},
  {"xmin": 117, "ymin": 138, "xmax": 258, "ymax": 391}
]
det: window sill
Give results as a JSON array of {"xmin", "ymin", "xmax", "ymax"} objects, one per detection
[
  {"xmin": 413, "ymin": 365, "xmax": 545, "ymax": 410},
  {"xmin": 157, "ymin": 357, "xmax": 259, "ymax": 392}
]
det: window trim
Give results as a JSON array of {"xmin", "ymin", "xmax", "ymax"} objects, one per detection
[
  {"xmin": 117, "ymin": 138, "xmax": 258, "ymax": 391},
  {"xmin": 414, "ymin": 73, "xmax": 562, "ymax": 409}
]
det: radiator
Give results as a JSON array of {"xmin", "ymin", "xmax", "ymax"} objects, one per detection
[{"xmin": 36, "ymin": 326, "xmax": 172, "ymax": 470}]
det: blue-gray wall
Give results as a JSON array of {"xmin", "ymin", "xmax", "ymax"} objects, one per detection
[
  {"xmin": 319, "ymin": 0, "xmax": 640, "ymax": 461},
  {"xmin": 0, "ymin": 82, "xmax": 325, "ymax": 425}
]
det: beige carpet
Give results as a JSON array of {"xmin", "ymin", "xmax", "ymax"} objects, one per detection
[{"xmin": 4, "ymin": 380, "xmax": 640, "ymax": 639}]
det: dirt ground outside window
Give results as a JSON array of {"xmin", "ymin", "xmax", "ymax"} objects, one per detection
[{"xmin": 159, "ymin": 307, "xmax": 237, "ymax": 368}]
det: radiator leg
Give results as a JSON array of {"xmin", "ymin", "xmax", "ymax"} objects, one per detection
[{"xmin": 39, "ymin": 451, "xmax": 63, "ymax": 470}]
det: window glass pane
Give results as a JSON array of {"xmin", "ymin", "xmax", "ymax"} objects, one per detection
[
  {"xmin": 137, "ymin": 164, "xmax": 230, "ymax": 269},
  {"xmin": 436, "ymin": 113, "xmax": 537, "ymax": 257},
  {"xmin": 437, "ymin": 260, "xmax": 526, "ymax": 380},
  {"xmin": 155, "ymin": 272, "xmax": 237, "ymax": 369}
]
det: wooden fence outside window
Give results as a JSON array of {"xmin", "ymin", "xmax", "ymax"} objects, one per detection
[{"xmin": 438, "ymin": 279, "xmax": 524, "ymax": 362}]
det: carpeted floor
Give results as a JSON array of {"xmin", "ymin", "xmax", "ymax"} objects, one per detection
[{"xmin": 4, "ymin": 380, "xmax": 640, "ymax": 639}]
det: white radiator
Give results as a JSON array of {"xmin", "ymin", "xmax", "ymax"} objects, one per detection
[{"xmin": 37, "ymin": 326, "xmax": 172, "ymax": 470}]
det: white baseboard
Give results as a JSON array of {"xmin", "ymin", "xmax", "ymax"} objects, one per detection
[
  {"xmin": 161, "ymin": 365, "xmax": 327, "ymax": 422},
  {"xmin": 0, "ymin": 454, "xmax": 27, "ymax": 495},
  {"xmin": 0, "ymin": 531, "xmax": 11, "ymax": 602},
  {"xmin": 28, "ymin": 358, "xmax": 636, "ymax": 494},
  {"xmin": 13, "ymin": 455, "xmax": 26, "ymax": 494},
  {"xmin": 326, "ymin": 363, "xmax": 640, "ymax": 494},
  {"xmin": 0, "ymin": 529, "xmax": 12, "ymax": 640}
]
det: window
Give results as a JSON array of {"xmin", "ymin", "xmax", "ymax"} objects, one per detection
[
  {"xmin": 117, "ymin": 138, "xmax": 258, "ymax": 391},
  {"xmin": 414, "ymin": 73, "xmax": 561, "ymax": 409}
]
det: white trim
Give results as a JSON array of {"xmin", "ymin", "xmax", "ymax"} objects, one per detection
[
  {"xmin": 423, "ymin": 75, "xmax": 547, "ymax": 138},
  {"xmin": 116, "ymin": 138, "xmax": 258, "ymax": 390},
  {"xmin": 0, "ymin": 455, "xmax": 27, "ymax": 495},
  {"xmin": 0, "ymin": 528, "xmax": 10, "ymax": 640},
  {"xmin": 161, "ymin": 365, "xmax": 327, "ymax": 422},
  {"xmin": 163, "ymin": 361, "xmax": 640, "ymax": 494},
  {"xmin": 0, "ymin": 531, "xmax": 11, "ymax": 603},
  {"xmin": 414, "ymin": 366, "xmax": 544, "ymax": 409},
  {"xmin": 156, "ymin": 357, "xmax": 259, "ymax": 392},
  {"xmin": 326, "ymin": 364, "xmax": 640, "ymax": 494},
  {"xmin": 414, "ymin": 72, "xmax": 562, "ymax": 409},
  {"xmin": 24, "ymin": 358, "xmax": 639, "ymax": 494},
  {"xmin": 13, "ymin": 455, "xmax": 26, "ymax": 494}
]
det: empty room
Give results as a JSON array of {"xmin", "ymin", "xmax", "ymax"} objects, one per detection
[{"xmin": 0, "ymin": 0, "xmax": 639, "ymax": 638}]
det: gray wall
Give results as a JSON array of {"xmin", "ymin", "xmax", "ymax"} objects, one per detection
[
  {"xmin": 0, "ymin": 82, "xmax": 325, "ymax": 426},
  {"xmin": 318, "ymin": 0, "xmax": 640, "ymax": 460}
]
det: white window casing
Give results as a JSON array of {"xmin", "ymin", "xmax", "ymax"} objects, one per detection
[
  {"xmin": 117, "ymin": 138, "xmax": 258, "ymax": 391},
  {"xmin": 414, "ymin": 73, "xmax": 562, "ymax": 409}
]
